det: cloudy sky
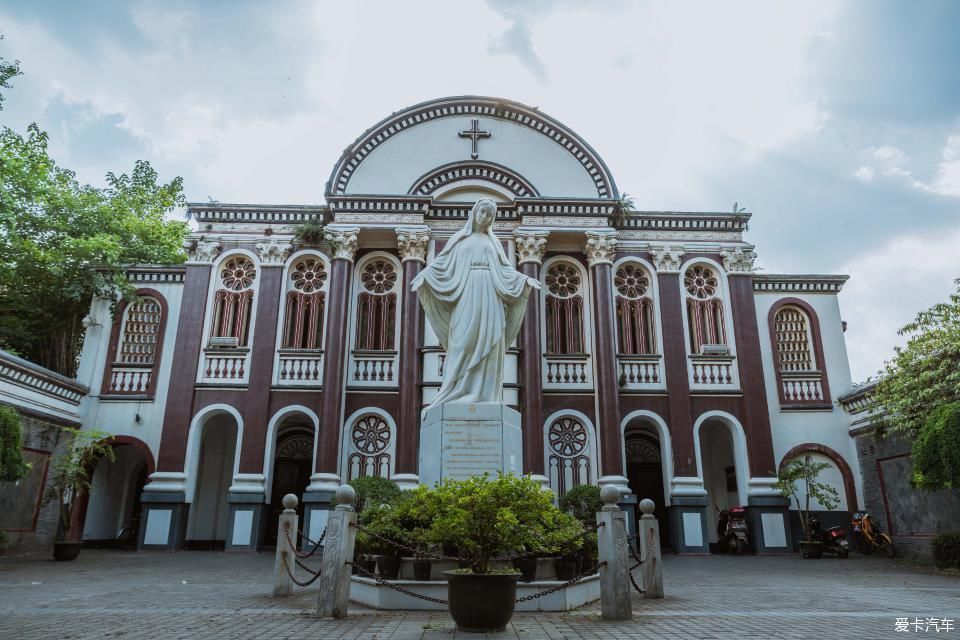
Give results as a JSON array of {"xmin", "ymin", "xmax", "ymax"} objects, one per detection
[{"xmin": 1, "ymin": 0, "xmax": 958, "ymax": 382}]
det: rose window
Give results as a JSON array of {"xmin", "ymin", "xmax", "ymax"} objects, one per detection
[
  {"xmin": 615, "ymin": 264, "xmax": 650, "ymax": 299},
  {"xmin": 220, "ymin": 256, "xmax": 257, "ymax": 291},
  {"xmin": 545, "ymin": 263, "xmax": 581, "ymax": 298},
  {"xmin": 290, "ymin": 258, "xmax": 327, "ymax": 293},
  {"xmin": 361, "ymin": 260, "xmax": 398, "ymax": 294},
  {"xmin": 548, "ymin": 417, "xmax": 588, "ymax": 457},
  {"xmin": 351, "ymin": 415, "xmax": 391, "ymax": 454},
  {"xmin": 684, "ymin": 265, "xmax": 718, "ymax": 299}
]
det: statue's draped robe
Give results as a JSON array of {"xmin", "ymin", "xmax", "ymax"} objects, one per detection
[{"xmin": 413, "ymin": 223, "xmax": 533, "ymax": 407}]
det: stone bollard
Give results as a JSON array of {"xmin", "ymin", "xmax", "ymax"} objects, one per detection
[
  {"xmin": 316, "ymin": 484, "xmax": 358, "ymax": 618},
  {"xmin": 638, "ymin": 498, "xmax": 664, "ymax": 599},
  {"xmin": 273, "ymin": 494, "xmax": 300, "ymax": 596},
  {"xmin": 597, "ymin": 485, "xmax": 632, "ymax": 620}
]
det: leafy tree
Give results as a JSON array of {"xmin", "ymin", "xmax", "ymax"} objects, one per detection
[
  {"xmin": 0, "ymin": 124, "xmax": 189, "ymax": 375},
  {"xmin": 0, "ymin": 405, "xmax": 28, "ymax": 481},
  {"xmin": 0, "ymin": 34, "xmax": 22, "ymax": 111},
  {"xmin": 911, "ymin": 402, "xmax": 960, "ymax": 490},
  {"xmin": 42, "ymin": 428, "xmax": 116, "ymax": 542},
  {"xmin": 776, "ymin": 458, "xmax": 839, "ymax": 541}
]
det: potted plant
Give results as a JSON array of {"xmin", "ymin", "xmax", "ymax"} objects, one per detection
[
  {"xmin": 350, "ymin": 476, "xmax": 400, "ymax": 576},
  {"xmin": 776, "ymin": 457, "xmax": 840, "ymax": 559},
  {"xmin": 292, "ymin": 211, "xmax": 327, "ymax": 247},
  {"xmin": 429, "ymin": 474, "xmax": 582, "ymax": 633},
  {"xmin": 43, "ymin": 429, "xmax": 115, "ymax": 561},
  {"xmin": 362, "ymin": 503, "xmax": 404, "ymax": 579},
  {"xmin": 559, "ymin": 484, "xmax": 602, "ymax": 574}
]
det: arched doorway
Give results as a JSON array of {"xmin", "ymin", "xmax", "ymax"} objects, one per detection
[
  {"xmin": 186, "ymin": 413, "xmax": 239, "ymax": 550},
  {"xmin": 265, "ymin": 413, "xmax": 316, "ymax": 546},
  {"xmin": 696, "ymin": 417, "xmax": 747, "ymax": 551},
  {"xmin": 81, "ymin": 440, "xmax": 153, "ymax": 547},
  {"xmin": 623, "ymin": 424, "xmax": 670, "ymax": 549}
]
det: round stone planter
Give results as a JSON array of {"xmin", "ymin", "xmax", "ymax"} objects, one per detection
[
  {"xmin": 800, "ymin": 540, "xmax": 824, "ymax": 559},
  {"xmin": 555, "ymin": 559, "xmax": 577, "ymax": 581},
  {"xmin": 52, "ymin": 542, "xmax": 83, "ymax": 562},
  {"xmin": 376, "ymin": 555, "xmax": 401, "ymax": 580},
  {"xmin": 512, "ymin": 557, "xmax": 537, "ymax": 582},
  {"xmin": 444, "ymin": 571, "xmax": 520, "ymax": 632}
]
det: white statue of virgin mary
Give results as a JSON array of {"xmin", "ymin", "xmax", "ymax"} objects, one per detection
[{"xmin": 413, "ymin": 198, "xmax": 540, "ymax": 408}]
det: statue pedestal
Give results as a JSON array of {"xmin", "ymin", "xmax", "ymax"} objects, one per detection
[{"xmin": 419, "ymin": 403, "xmax": 523, "ymax": 488}]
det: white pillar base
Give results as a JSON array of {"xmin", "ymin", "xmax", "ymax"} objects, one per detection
[
  {"xmin": 390, "ymin": 473, "xmax": 420, "ymax": 491},
  {"xmin": 598, "ymin": 475, "xmax": 631, "ymax": 495},
  {"xmin": 306, "ymin": 472, "xmax": 341, "ymax": 493}
]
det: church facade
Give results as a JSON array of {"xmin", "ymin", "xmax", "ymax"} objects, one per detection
[{"xmin": 73, "ymin": 96, "xmax": 860, "ymax": 554}]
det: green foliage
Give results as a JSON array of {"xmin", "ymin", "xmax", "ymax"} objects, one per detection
[
  {"xmin": 42, "ymin": 428, "xmax": 116, "ymax": 540},
  {"xmin": 0, "ymin": 35, "xmax": 21, "ymax": 111},
  {"xmin": 558, "ymin": 484, "xmax": 602, "ymax": 526},
  {"xmin": 0, "ymin": 405, "xmax": 28, "ymax": 482},
  {"xmin": 0, "ymin": 123, "xmax": 189, "ymax": 375},
  {"xmin": 349, "ymin": 475, "xmax": 401, "ymax": 513},
  {"xmin": 931, "ymin": 531, "xmax": 960, "ymax": 571},
  {"xmin": 616, "ymin": 192, "xmax": 636, "ymax": 215},
  {"xmin": 873, "ymin": 280, "xmax": 960, "ymax": 433},
  {"xmin": 911, "ymin": 403, "xmax": 960, "ymax": 490},
  {"xmin": 293, "ymin": 213, "xmax": 327, "ymax": 246},
  {"xmin": 776, "ymin": 458, "xmax": 840, "ymax": 540}
]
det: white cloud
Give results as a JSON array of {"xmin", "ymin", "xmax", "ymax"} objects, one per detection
[
  {"xmin": 925, "ymin": 133, "xmax": 960, "ymax": 197},
  {"xmin": 854, "ymin": 134, "xmax": 960, "ymax": 197},
  {"xmin": 854, "ymin": 166, "xmax": 875, "ymax": 182}
]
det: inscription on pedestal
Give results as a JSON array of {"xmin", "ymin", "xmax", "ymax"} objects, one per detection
[{"xmin": 442, "ymin": 420, "xmax": 503, "ymax": 480}]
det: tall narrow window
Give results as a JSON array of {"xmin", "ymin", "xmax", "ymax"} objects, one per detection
[
  {"xmin": 102, "ymin": 291, "xmax": 167, "ymax": 396},
  {"xmin": 684, "ymin": 264, "xmax": 726, "ymax": 354},
  {"xmin": 118, "ymin": 297, "xmax": 162, "ymax": 364},
  {"xmin": 614, "ymin": 263, "xmax": 656, "ymax": 355},
  {"xmin": 283, "ymin": 257, "xmax": 328, "ymax": 349},
  {"xmin": 547, "ymin": 416, "xmax": 592, "ymax": 497},
  {"xmin": 355, "ymin": 259, "xmax": 398, "ymax": 351},
  {"xmin": 545, "ymin": 262, "xmax": 585, "ymax": 354},
  {"xmin": 211, "ymin": 255, "xmax": 257, "ymax": 347},
  {"xmin": 774, "ymin": 307, "xmax": 814, "ymax": 371}
]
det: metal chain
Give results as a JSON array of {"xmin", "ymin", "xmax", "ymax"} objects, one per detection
[
  {"xmin": 279, "ymin": 550, "xmax": 324, "ymax": 587},
  {"xmin": 283, "ymin": 522, "xmax": 325, "ymax": 559},
  {"xmin": 626, "ymin": 527, "xmax": 658, "ymax": 594},
  {"xmin": 644, "ymin": 527, "xmax": 658, "ymax": 589},
  {"xmin": 515, "ymin": 561, "xmax": 607, "ymax": 603},
  {"xmin": 627, "ymin": 543, "xmax": 646, "ymax": 594},
  {"xmin": 349, "ymin": 520, "xmax": 603, "ymax": 563},
  {"xmin": 350, "ymin": 561, "xmax": 449, "ymax": 605}
]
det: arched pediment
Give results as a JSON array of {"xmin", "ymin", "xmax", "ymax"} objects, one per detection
[{"xmin": 326, "ymin": 96, "xmax": 618, "ymax": 200}]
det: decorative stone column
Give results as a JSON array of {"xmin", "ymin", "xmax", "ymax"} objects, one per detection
[
  {"xmin": 139, "ymin": 239, "xmax": 221, "ymax": 551},
  {"xmin": 513, "ymin": 228, "xmax": 549, "ymax": 480},
  {"xmin": 303, "ymin": 226, "xmax": 358, "ymax": 541},
  {"xmin": 392, "ymin": 226, "xmax": 430, "ymax": 490},
  {"xmin": 585, "ymin": 230, "xmax": 629, "ymax": 495}
]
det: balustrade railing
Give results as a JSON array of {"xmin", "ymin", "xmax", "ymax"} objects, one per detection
[
  {"xmin": 543, "ymin": 354, "xmax": 592, "ymax": 389},
  {"xmin": 350, "ymin": 350, "xmax": 398, "ymax": 386},
  {"xmin": 617, "ymin": 354, "xmax": 663, "ymax": 390},
  {"xmin": 200, "ymin": 348, "xmax": 249, "ymax": 384},
  {"xmin": 688, "ymin": 354, "xmax": 737, "ymax": 389},
  {"xmin": 276, "ymin": 350, "xmax": 324, "ymax": 386},
  {"xmin": 108, "ymin": 365, "xmax": 153, "ymax": 394},
  {"xmin": 780, "ymin": 371, "xmax": 825, "ymax": 403}
]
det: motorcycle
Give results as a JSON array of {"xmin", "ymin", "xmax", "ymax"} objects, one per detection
[
  {"xmin": 851, "ymin": 511, "xmax": 895, "ymax": 557},
  {"xmin": 808, "ymin": 515, "xmax": 849, "ymax": 559},
  {"xmin": 717, "ymin": 506, "xmax": 749, "ymax": 554}
]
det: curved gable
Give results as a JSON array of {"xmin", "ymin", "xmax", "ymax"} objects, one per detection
[{"xmin": 326, "ymin": 96, "xmax": 618, "ymax": 200}]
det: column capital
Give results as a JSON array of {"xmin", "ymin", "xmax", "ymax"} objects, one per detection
[
  {"xmin": 721, "ymin": 246, "xmax": 757, "ymax": 274},
  {"xmin": 584, "ymin": 230, "xmax": 618, "ymax": 267},
  {"xmin": 396, "ymin": 226, "xmax": 431, "ymax": 263},
  {"xmin": 513, "ymin": 228, "xmax": 550, "ymax": 265},
  {"xmin": 255, "ymin": 239, "xmax": 292, "ymax": 266},
  {"xmin": 650, "ymin": 246, "xmax": 684, "ymax": 273},
  {"xmin": 323, "ymin": 225, "xmax": 360, "ymax": 262},
  {"xmin": 186, "ymin": 239, "xmax": 222, "ymax": 264}
]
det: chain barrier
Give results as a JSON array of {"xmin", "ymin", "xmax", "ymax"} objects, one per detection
[
  {"xmin": 349, "ymin": 520, "xmax": 604, "ymax": 563},
  {"xmin": 350, "ymin": 561, "xmax": 450, "ymax": 605},
  {"xmin": 515, "ymin": 561, "xmax": 606, "ymax": 603},
  {"xmin": 283, "ymin": 522, "xmax": 325, "ymax": 559},
  {"xmin": 626, "ymin": 527, "xmax": 658, "ymax": 594},
  {"xmin": 279, "ymin": 550, "xmax": 324, "ymax": 587}
]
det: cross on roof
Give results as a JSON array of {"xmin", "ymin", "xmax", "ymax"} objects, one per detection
[{"xmin": 458, "ymin": 119, "xmax": 491, "ymax": 159}]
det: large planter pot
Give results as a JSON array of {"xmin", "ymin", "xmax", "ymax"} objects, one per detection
[
  {"xmin": 513, "ymin": 557, "xmax": 537, "ymax": 582},
  {"xmin": 800, "ymin": 540, "xmax": 824, "ymax": 559},
  {"xmin": 444, "ymin": 571, "xmax": 520, "ymax": 633},
  {"xmin": 376, "ymin": 555, "xmax": 401, "ymax": 580},
  {"xmin": 555, "ymin": 559, "xmax": 577, "ymax": 581},
  {"xmin": 413, "ymin": 560, "xmax": 432, "ymax": 581},
  {"xmin": 53, "ymin": 542, "xmax": 83, "ymax": 562}
]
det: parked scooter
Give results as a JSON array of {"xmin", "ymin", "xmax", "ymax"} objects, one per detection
[
  {"xmin": 851, "ymin": 511, "xmax": 895, "ymax": 557},
  {"xmin": 717, "ymin": 506, "xmax": 749, "ymax": 554},
  {"xmin": 808, "ymin": 515, "xmax": 849, "ymax": 559}
]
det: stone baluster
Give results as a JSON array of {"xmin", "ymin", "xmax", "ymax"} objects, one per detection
[
  {"xmin": 316, "ymin": 485, "xmax": 358, "ymax": 618},
  {"xmin": 637, "ymin": 498, "xmax": 664, "ymax": 599},
  {"xmin": 273, "ymin": 494, "xmax": 299, "ymax": 596},
  {"xmin": 597, "ymin": 485, "xmax": 632, "ymax": 620}
]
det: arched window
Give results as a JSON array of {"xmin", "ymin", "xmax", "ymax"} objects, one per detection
[
  {"xmin": 614, "ymin": 263, "xmax": 656, "ymax": 355},
  {"xmin": 774, "ymin": 306, "xmax": 814, "ymax": 372},
  {"xmin": 210, "ymin": 255, "xmax": 257, "ymax": 347},
  {"xmin": 118, "ymin": 297, "xmax": 162, "ymax": 365},
  {"xmin": 282, "ymin": 257, "xmax": 328, "ymax": 349},
  {"xmin": 103, "ymin": 291, "xmax": 168, "ymax": 396},
  {"xmin": 345, "ymin": 413, "xmax": 393, "ymax": 480},
  {"xmin": 355, "ymin": 258, "xmax": 398, "ymax": 351},
  {"xmin": 769, "ymin": 300, "xmax": 831, "ymax": 406},
  {"xmin": 684, "ymin": 264, "xmax": 726, "ymax": 354},
  {"xmin": 544, "ymin": 261, "xmax": 585, "ymax": 354},
  {"xmin": 547, "ymin": 415, "xmax": 592, "ymax": 497}
]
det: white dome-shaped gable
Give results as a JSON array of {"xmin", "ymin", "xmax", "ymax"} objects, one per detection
[{"xmin": 326, "ymin": 96, "xmax": 618, "ymax": 200}]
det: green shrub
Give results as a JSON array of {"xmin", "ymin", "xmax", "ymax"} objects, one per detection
[
  {"xmin": 558, "ymin": 484, "xmax": 602, "ymax": 527},
  {"xmin": 931, "ymin": 531, "xmax": 960, "ymax": 570},
  {"xmin": 0, "ymin": 405, "xmax": 28, "ymax": 482},
  {"xmin": 348, "ymin": 475, "xmax": 400, "ymax": 513},
  {"xmin": 912, "ymin": 403, "xmax": 960, "ymax": 490}
]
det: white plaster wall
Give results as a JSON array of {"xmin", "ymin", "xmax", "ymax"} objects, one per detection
[
  {"xmin": 75, "ymin": 283, "xmax": 183, "ymax": 464},
  {"xmin": 186, "ymin": 417, "xmax": 236, "ymax": 541},
  {"xmin": 82, "ymin": 445, "xmax": 145, "ymax": 540},
  {"xmin": 754, "ymin": 291, "xmax": 862, "ymax": 508},
  {"xmin": 346, "ymin": 117, "xmax": 599, "ymax": 198},
  {"xmin": 700, "ymin": 425, "xmax": 738, "ymax": 543}
]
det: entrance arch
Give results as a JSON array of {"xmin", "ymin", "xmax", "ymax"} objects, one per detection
[
  {"xmin": 621, "ymin": 411, "xmax": 672, "ymax": 548},
  {"xmin": 264, "ymin": 407, "xmax": 318, "ymax": 546},
  {"xmin": 184, "ymin": 406, "xmax": 242, "ymax": 549},
  {"xmin": 80, "ymin": 437, "xmax": 155, "ymax": 546},
  {"xmin": 693, "ymin": 411, "xmax": 750, "ymax": 548}
]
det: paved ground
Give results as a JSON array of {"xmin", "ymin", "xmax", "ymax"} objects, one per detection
[{"xmin": 1, "ymin": 549, "xmax": 957, "ymax": 639}]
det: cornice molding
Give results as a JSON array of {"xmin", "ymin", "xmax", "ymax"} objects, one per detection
[{"xmin": 753, "ymin": 274, "xmax": 849, "ymax": 293}]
